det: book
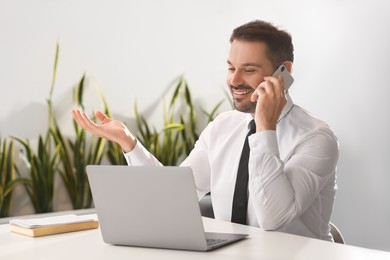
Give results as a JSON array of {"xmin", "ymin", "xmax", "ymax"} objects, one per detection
[{"xmin": 9, "ymin": 214, "xmax": 99, "ymax": 237}]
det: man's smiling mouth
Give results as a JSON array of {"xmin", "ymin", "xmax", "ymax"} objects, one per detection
[
  {"xmin": 234, "ymin": 90, "xmax": 254, "ymax": 95},
  {"xmin": 231, "ymin": 87, "xmax": 254, "ymax": 95}
]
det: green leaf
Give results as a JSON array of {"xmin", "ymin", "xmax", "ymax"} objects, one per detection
[
  {"xmin": 49, "ymin": 42, "xmax": 60, "ymax": 99},
  {"xmin": 169, "ymin": 76, "xmax": 183, "ymax": 108},
  {"xmin": 164, "ymin": 123, "xmax": 185, "ymax": 131},
  {"xmin": 73, "ymin": 74, "xmax": 86, "ymax": 110},
  {"xmin": 202, "ymin": 99, "xmax": 225, "ymax": 122}
]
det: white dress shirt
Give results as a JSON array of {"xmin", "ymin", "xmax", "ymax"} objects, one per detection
[{"xmin": 124, "ymin": 94, "xmax": 339, "ymax": 241}]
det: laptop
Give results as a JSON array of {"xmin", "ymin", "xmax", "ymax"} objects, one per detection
[{"xmin": 86, "ymin": 165, "xmax": 248, "ymax": 251}]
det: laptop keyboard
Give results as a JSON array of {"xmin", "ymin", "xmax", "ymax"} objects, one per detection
[{"xmin": 206, "ymin": 238, "xmax": 227, "ymax": 247}]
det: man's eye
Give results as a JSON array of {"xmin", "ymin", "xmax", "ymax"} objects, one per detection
[
  {"xmin": 228, "ymin": 67, "xmax": 235, "ymax": 71},
  {"xmin": 245, "ymin": 69, "xmax": 255, "ymax": 73}
]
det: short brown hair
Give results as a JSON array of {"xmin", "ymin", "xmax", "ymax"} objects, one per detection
[{"xmin": 230, "ymin": 20, "xmax": 294, "ymax": 69}]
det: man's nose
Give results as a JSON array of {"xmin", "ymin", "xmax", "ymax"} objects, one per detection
[{"xmin": 229, "ymin": 71, "xmax": 244, "ymax": 87}]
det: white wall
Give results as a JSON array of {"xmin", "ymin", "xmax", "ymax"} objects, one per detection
[{"xmin": 1, "ymin": 0, "xmax": 390, "ymax": 252}]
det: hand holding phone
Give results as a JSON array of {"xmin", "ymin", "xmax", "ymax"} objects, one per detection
[{"xmin": 272, "ymin": 64, "xmax": 294, "ymax": 91}]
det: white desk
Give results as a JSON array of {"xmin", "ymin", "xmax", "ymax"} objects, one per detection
[{"xmin": 1, "ymin": 214, "xmax": 389, "ymax": 260}]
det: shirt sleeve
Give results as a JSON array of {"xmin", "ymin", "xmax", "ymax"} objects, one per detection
[
  {"xmin": 248, "ymin": 128, "xmax": 339, "ymax": 230},
  {"xmin": 123, "ymin": 140, "xmax": 162, "ymax": 166},
  {"xmin": 180, "ymin": 123, "xmax": 212, "ymax": 200}
]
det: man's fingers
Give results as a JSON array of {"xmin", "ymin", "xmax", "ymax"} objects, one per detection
[
  {"xmin": 72, "ymin": 109, "xmax": 102, "ymax": 136},
  {"xmin": 95, "ymin": 110, "xmax": 111, "ymax": 124},
  {"xmin": 263, "ymin": 75, "xmax": 284, "ymax": 94},
  {"xmin": 80, "ymin": 111, "xmax": 102, "ymax": 133},
  {"xmin": 251, "ymin": 85, "xmax": 265, "ymax": 102},
  {"xmin": 72, "ymin": 109, "xmax": 87, "ymax": 128}
]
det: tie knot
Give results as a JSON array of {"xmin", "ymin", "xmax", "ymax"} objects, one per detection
[{"xmin": 248, "ymin": 120, "xmax": 256, "ymax": 134}]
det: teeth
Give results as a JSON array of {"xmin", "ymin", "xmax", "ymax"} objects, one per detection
[{"xmin": 234, "ymin": 90, "xmax": 253, "ymax": 95}]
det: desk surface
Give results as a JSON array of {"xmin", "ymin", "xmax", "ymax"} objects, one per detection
[{"xmin": 1, "ymin": 214, "xmax": 390, "ymax": 260}]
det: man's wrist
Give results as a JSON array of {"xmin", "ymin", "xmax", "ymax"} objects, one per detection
[{"xmin": 121, "ymin": 138, "xmax": 137, "ymax": 153}]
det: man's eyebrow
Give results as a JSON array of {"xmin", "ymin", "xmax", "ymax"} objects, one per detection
[{"xmin": 227, "ymin": 60, "xmax": 262, "ymax": 68}]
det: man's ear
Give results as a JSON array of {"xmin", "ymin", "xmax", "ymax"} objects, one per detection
[{"xmin": 282, "ymin": 61, "xmax": 293, "ymax": 73}]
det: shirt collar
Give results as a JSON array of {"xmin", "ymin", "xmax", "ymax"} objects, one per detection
[{"xmin": 278, "ymin": 92, "xmax": 294, "ymax": 122}]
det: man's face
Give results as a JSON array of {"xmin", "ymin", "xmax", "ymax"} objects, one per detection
[{"xmin": 227, "ymin": 40, "xmax": 275, "ymax": 113}]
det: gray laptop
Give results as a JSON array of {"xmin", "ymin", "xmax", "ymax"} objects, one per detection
[{"xmin": 86, "ymin": 165, "xmax": 248, "ymax": 251}]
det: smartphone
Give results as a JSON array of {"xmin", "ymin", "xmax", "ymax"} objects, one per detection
[{"xmin": 272, "ymin": 64, "xmax": 294, "ymax": 91}]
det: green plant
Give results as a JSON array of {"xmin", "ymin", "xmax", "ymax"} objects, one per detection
[
  {"xmin": 36, "ymin": 43, "xmax": 107, "ymax": 209},
  {"xmin": 135, "ymin": 76, "xmax": 224, "ymax": 166},
  {"xmin": 0, "ymin": 138, "xmax": 29, "ymax": 217},
  {"xmin": 51, "ymin": 120, "xmax": 105, "ymax": 209},
  {"xmin": 10, "ymin": 43, "xmax": 61, "ymax": 214},
  {"xmin": 12, "ymin": 134, "xmax": 60, "ymax": 213},
  {"xmin": 51, "ymin": 74, "xmax": 106, "ymax": 209}
]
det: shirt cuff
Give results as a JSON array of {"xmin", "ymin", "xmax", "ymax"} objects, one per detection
[{"xmin": 123, "ymin": 141, "xmax": 155, "ymax": 166}]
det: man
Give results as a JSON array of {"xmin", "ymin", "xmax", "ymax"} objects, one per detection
[{"xmin": 73, "ymin": 20, "xmax": 339, "ymax": 241}]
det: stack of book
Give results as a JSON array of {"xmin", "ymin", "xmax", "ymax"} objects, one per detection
[{"xmin": 9, "ymin": 214, "xmax": 99, "ymax": 237}]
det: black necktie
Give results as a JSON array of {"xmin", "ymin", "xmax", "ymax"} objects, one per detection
[{"xmin": 231, "ymin": 119, "xmax": 256, "ymax": 225}]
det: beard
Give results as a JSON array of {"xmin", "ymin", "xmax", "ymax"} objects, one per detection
[
  {"xmin": 233, "ymin": 98, "xmax": 256, "ymax": 113},
  {"xmin": 230, "ymin": 85, "xmax": 256, "ymax": 114}
]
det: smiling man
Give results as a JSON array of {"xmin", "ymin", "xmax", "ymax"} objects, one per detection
[{"xmin": 72, "ymin": 20, "xmax": 339, "ymax": 241}]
